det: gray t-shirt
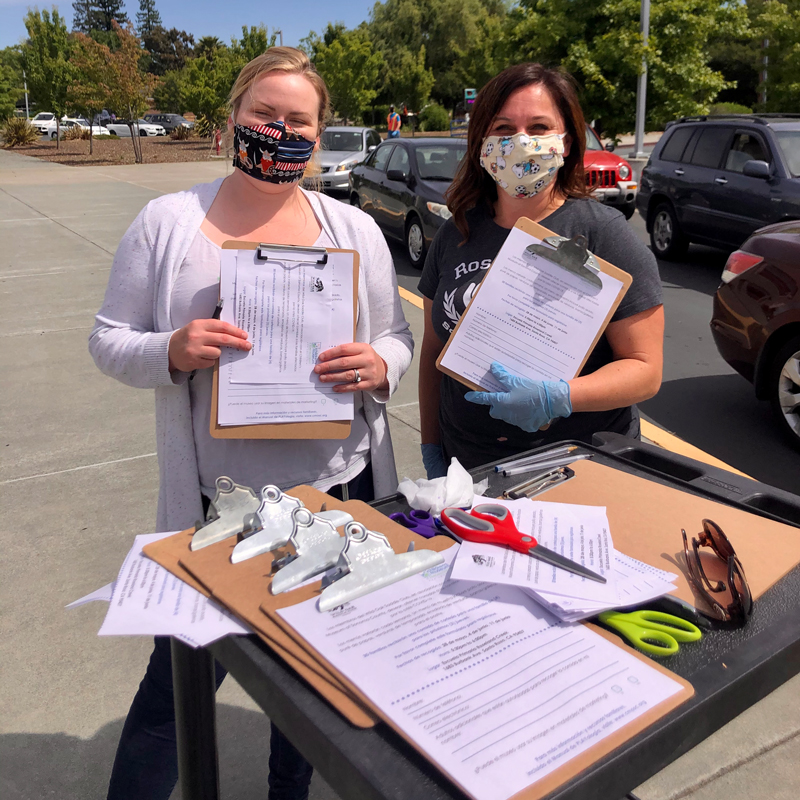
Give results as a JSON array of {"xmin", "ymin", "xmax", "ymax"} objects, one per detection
[{"xmin": 418, "ymin": 198, "xmax": 663, "ymax": 469}]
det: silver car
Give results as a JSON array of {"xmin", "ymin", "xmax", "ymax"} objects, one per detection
[{"xmin": 317, "ymin": 127, "xmax": 382, "ymax": 191}]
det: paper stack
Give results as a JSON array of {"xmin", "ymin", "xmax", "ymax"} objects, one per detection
[{"xmin": 450, "ymin": 498, "xmax": 679, "ymax": 621}]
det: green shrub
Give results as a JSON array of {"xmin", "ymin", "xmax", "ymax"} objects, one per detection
[
  {"xmin": 1, "ymin": 117, "xmax": 40, "ymax": 147},
  {"xmin": 63, "ymin": 125, "xmax": 90, "ymax": 141},
  {"xmin": 709, "ymin": 102, "xmax": 753, "ymax": 116},
  {"xmin": 170, "ymin": 124, "xmax": 193, "ymax": 140},
  {"xmin": 194, "ymin": 114, "xmax": 223, "ymax": 138},
  {"xmin": 419, "ymin": 103, "xmax": 450, "ymax": 132}
]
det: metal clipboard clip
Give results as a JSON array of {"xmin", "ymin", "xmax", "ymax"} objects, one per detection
[
  {"xmin": 191, "ymin": 476, "xmax": 262, "ymax": 550},
  {"xmin": 256, "ymin": 242, "xmax": 329, "ymax": 268},
  {"xmin": 317, "ymin": 522, "xmax": 444, "ymax": 612},
  {"xmin": 230, "ymin": 485, "xmax": 304, "ymax": 563},
  {"xmin": 502, "ymin": 466, "xmax": 575, "ymax": 500},
  {"xmin": 523, "ymin": 234, "xmax": 602, "ymax": 290},
  {"xmin": 270, "ymin": 507, "xmax": 354, "ymax": 594}
]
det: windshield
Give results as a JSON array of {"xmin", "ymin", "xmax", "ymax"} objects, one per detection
[
  {"xmin": 415, "ymin": 145, "xmax": 467, "ymax": 180},
  {"xmin": 35, "ymin": 113, "xmax": 54, "ymax": 121},
  {"xmin": 585, "ymin": 127, "xmax": 603, "ymax": 151},
  {"xmin": 775, "ymin": 130, "xmax": 800, "ymax": 177},
  {"xmin": 321, "ymin": 131, "xmax": 363, "ymax": 152}
]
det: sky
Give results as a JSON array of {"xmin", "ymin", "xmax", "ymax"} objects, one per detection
[{"xmin": 0, "ymin": 0, "xmax": 376, "ymax": 50}]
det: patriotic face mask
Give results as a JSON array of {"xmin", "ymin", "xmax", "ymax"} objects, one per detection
[
  {"xmin": 479, "ymin": 131, "xmax": 566, "ymax": 198},
  {"xmin": 232, "ymin": 120, "xmax": 315, "ymax": 184}
]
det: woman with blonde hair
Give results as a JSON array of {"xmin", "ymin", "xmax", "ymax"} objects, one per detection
[{"xmin": 91, "ymin": 47, "xmax": 413, "ymax": 799}]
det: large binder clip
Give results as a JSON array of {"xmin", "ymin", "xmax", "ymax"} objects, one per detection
[
  {"xmin": 270, "ymin": 507, "xmax": 353, "ymax": 594},
  {"xmin": 523, "ymin": 234, "xmax": 602, "ymax": 290},
  {"xmin": 318, "ymin": 522, "xmax": 444, "ymax": 612},
  {"xmin": 230, "ymin": 485, "xmax": 304, "ymax": 563},
  {"xmin": 191, "ymin": 477, "xmax": 261, "ymax": 551},
  {"xmin": 256, "ymin": 242, "xmax": 328, "ymax": 267}
]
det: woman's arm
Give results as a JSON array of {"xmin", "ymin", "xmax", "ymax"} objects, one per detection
[
  {"xmin": 419, "ymin": 298, "xmax": 445, "ymax": 445},
  {"xmin": 567, "ymin": 305, "xmax": 664, "ymax": 411}
]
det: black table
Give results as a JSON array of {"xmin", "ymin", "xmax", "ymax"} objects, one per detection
[{"xmin": 171, "ymin": 434, "xmax": 800, "ymax": 800}]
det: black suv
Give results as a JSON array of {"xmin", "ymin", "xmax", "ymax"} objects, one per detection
[
  {"xmin": 637, "ymin": 114, "xmax": 800, "ymax": 259},
  {"xmin": 142, "ymin": 113, "xmax": 193, "ymax": 133}
]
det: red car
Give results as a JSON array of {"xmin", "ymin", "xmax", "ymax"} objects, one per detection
[
  {"xmin": 711, "ymin": 220, "xmax": 800, "ymax": 447},
  {"xmin": 585, "ymin": 128, "xmax": 637, "ymax": 219}
]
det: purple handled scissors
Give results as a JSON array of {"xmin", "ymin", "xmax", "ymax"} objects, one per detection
[{"xmin": 389, "ymin": 509, "xmax": 440, "ymax": 539}]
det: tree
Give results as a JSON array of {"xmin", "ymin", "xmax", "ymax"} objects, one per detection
[
  {"xmin": 91, "ymin": 0, "xmax": 129, "ymax": 32},
  {"xmin": 143, "ymin": 26, "xmax": 194, "ymax": 75},
  {"xmin": 315, "ymin": 27, "xmax": 383, "ymax": 122},
  {"xmin": 195, "ymin": 36, "xmax": 225, "ymax": 62},
  {"xmin": 385, "ymin": 44, "xmax": 435, "ymax": 113},
  {"xmin": 72, "ymin": 0, "xmax": 94, "ymax": 34},
  {"xmin": 505, "ymin": 0, "xmax": 749, "ymax": 138},
  {"xmin": 300, "ymin": 22, "xmax": 348, "ymax": 61},
  {"xmin": 230, "ymin": 25, "xmax": 277, "ymax": 67},
  {"xmin": 153, "ymin": 70, "xmax": 186, "ymax": 114},
  {"xmin": 22, "ymin": 8, "xmax": 73, "ymax": 148},
  {"xmin": 136, "ymin": 0, "xmax": 161, "ymax": 37},
  {"xmin": 0, "ymin": 47, "xmax": 23, "ymax": 121},
  {"xmin": 69, "ymin": 33, "xmax": 113, "ymax": 154},
  {"xmin": 753, "ymin": 0, "xmax": 800, "ymax": 111},
  {"xmin": 181, "ymin": 52, "xmax": 234, "ymax": 126}
]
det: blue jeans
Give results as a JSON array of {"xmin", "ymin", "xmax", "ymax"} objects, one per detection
[{"xmin": 107, "ymin": 463, "xmax": 374, "ymax": 800}]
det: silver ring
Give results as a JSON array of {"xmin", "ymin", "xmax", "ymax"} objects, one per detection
[{"xmin": 352, "ymin": 368, "xmax": 362, "ymax": 384}]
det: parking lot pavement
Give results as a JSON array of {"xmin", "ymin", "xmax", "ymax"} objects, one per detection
[{"xmin": 1, "ymin": 149, "xmax": 797, "ymax": 800}]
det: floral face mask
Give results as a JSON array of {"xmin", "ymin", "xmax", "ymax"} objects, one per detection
[
  {"xmin": 479, "ymin": 132, "xmax": 566, "ymax": 198},
  {"xmin": 232, "ymin": 120, "xmax": 315, "ymax": 183}
]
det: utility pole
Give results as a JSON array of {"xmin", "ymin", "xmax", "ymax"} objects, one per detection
[
  {"xmin": 632, "ymin": 0, "xmax": 650, "ymax": 159},
  {"xmin": 23, "ymin": 68, "xmax": 30, "ymax": 119},
  {"xmin": 275, "ymin": 29, "xmax": 283, "ymax": 47},
  {"xmin": 760, "ymin": 39, "xmax": 769, "ymax": 107}
]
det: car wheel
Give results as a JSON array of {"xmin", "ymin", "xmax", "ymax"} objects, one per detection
[
  {"xmin": 768, "ymin": 335, "xmax": 800, "ymax": 449},
  {"xmin": 405, "ymin": 215, "xmax": 426, "ymax": 268},
  {"xmin": 650, "ymin": 202, "xmax": 689, "ymax": 260},
  {"xmin": 50, "ymin": 132, "xmax": 57, "ymax": 140},
  {"xmin": 139, "ymin": 130, "xmax": 148, "ymax": 137},
  {"xmin": 350, "ymin": 192, "xmax": 361, "ymax": 208}
]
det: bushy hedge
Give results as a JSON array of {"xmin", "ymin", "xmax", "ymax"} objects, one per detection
[
  {"xmin": 709, "ymin": 102, "xmax": 753, "ymax": 115},
  {"xmin": 419, "ymin": 103, "xmax": 450, "ymax": 132},
  {"xmin": 1, "ymin": 117, "xmax": 40, "ymax": 148}
]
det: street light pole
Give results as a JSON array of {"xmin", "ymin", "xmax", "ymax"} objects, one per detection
[
  {"xmin": 23, "ymin": 68, "xmax": 29, "ymax": 120},
  {"xmin": 275, "ymin": 29, "xmax": 283, "ymax": 47},
  {"xmin": 632, "ymin": 0, "xmax": 650, "ymax": 159}
]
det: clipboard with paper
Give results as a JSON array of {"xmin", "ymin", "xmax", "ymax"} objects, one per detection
[
  {"xmin": 210, "ymin": 240, "xmax": 360, "ymax": 440},
  {"xmin": 436, "ymin": 217, "xmax": 632, "ymax": 392}
]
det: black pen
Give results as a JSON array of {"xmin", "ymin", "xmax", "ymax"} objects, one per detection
[{"xmin": 189, "ymin": 299, "xmax": 224, "ymax": 382}]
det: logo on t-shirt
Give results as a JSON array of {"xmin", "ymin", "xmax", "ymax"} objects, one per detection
[
  {"xmin": 442, "ymin": 281, "xmax": 479, "ymax": 333},
  {"xmin": 454, "ymin": 257, "xmax": 492, "ymax": 280}
]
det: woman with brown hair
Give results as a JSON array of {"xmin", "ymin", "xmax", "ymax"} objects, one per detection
[{"xmin": 418, "ymin": 63, "xmax": 664, "ymax": 477}]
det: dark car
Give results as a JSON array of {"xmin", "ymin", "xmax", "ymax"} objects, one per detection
[
  {"xmin": 143, "ymin": 113, "xmax": 194, "ymax": 132},
  {"xmin": 349, "ymin": 137, "xmax": 467, "ymax": 267},
  {"xmin": 637, "ymin": 114, "xmax": 800, "ymax": 260},
  {"xmin": 710, "ymin": 220, "xmax": 800, "ymax": 446}
]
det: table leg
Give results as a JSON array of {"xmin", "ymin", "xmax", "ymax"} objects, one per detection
[{"xmin": 171, "ymin": 638, "xmax": 221, "ymax": 800}]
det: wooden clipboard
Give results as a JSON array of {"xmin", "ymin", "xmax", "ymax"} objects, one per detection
[
  {"xmin": 209, "ymin": 240, "xmax": 360, "ymax": 440},
  {"xmin": 436, "ymin": 217, "xmax": 633, "ymax": 392}
]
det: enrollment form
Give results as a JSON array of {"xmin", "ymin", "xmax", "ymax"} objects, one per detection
[
  {"xmin": 280, "ymin": 549, "xmax": 684, "ymax": 800},
  {"xmin": 438, "ymin": 226, "xmax": 625, "ymax": 392},
  {"xmin": 217, "ymin": 248, "xmax": 355, "ymax": 425}
]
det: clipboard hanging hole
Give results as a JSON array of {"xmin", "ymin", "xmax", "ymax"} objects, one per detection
[{"xmin": 216, "ymin": 476, "xmax": 235, "ymax": 493}]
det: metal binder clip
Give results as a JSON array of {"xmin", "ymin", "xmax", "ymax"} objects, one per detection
[
  {"xmin": 191, "ymin": 477, "xmax": 261, "ymax": 551},
  {"xmin": 524, "ymin": 234, "xmax": 602, "ymax": 290},
  {"xmin": 230, "ymin": 485, "xmax": 304, "ymax": 563},
  {"xmin": 502, "ymin": 466, "xmax": 575, "ymax": 500},
  {"xmin": 318, "ymin": 522, "xmax": 444, "ymax": 612},
  {"xmin": 270, "ymin": 507, "xmax": 354, "ymax": 594},
  {"xmin": 256, "ymin": 242, "xmax": 328, "ymax": 266}
]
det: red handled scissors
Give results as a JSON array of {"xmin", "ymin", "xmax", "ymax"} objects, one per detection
[{"xmin": 441, "ymin": 503, "xmax": 607, "ymax": 584}]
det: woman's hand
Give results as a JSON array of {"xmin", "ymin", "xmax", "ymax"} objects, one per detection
[
  {"xmin": 314, "ymin": 342, "xmax": 388, "ymax": 394},
  {"xmin": 168, "ymin": 319, "xmax": 251, "ymax": 373}
]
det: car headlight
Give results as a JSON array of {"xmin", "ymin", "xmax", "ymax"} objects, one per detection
[
  {"xmin": 336, "ymin": 160, "xmax": 360, "ymax": 172},
  {"xmin": 618, "ymin": 164, "xmax": 631, "ymax": 180},
  {"xmin": 426, "ymin": 202, "xmax": 452, "ymax": 220}
]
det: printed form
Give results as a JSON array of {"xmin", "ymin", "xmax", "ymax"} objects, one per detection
[
  {"xmin": 217, "ymin": 248, "xmax": 355, "ymax": 425},
  {"xmin": 279, "ymin": 549, "xmax": 683, "ymax": 800},
  {"xmin": 438, "ymin": 226, "xmax": 624, "ymax": 392}
]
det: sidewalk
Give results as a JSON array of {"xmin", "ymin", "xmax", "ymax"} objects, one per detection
[{"xmin": 1, "ymin": 149, "xmax": 797, "ymax": 800}]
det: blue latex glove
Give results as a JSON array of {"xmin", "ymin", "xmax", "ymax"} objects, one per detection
[
  {"xmin": 421, "ymin": 442, "xmax": 448, "ymax": 480},
  {"xmin": 464, "ymin": 362, "xmax": 572, "ymax": 433}
]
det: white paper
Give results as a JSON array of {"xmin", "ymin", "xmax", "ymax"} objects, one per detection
[
  {"xmin": 217, "ymin": 249, "xmax": 355, "ymax": 425},
  {"xmin": 97, "ymin": 532, "xmax": 251, "ymax": 648},
  {"xmin": 452, "ymin": 499, "xmax": 618, "ymax": 604},
  {"xmin": 439, "ymin": 226, "xmax": 625, "ymax": 391},
  {"xmin": 279, "ymin": 548, "xmax": 683, "ymax": 800},
  {"xmin": 66, "ymin": 582, "xmax": 115, "ymax": 608}
]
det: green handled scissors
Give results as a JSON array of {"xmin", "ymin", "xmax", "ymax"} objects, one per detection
[{"xmin": 598, "ymin": 610, "xmax": 703, "ymax": 656}]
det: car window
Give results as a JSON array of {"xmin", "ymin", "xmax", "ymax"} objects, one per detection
[
  {"xmin": 724, "ymin": 132, "xmax": 770, "ymax": 173},
  {"xmin": 371, "ymin": 145, "xmax": 394, "ymax": 172},
  {"xmin": 367, "ymin": 130, "xmax": 381, "ymax": 148},
  {"xmin": 415, "ymin": 145, "xmax": 467, "ymax": 180},
  {"xmin": 585, "ymin": 127, "xmax": 604, "ymax": 151},
  {"xmin": 774, "ymin": 130, "xmax": 800, "ymax": 177},
  {"xmin": 321, "ymin": 130, "xmax": 364, "ymax": 152},
  {"xmin": 660, "ymin": 127, "xmax": 695, "ymax": 162},
  {"xmin": 387, "ymin": 146, "xmax": 410, "ymax": 174},
  {"xmin": 689, "ymin": 127, "xmax": 731, "ymax": 169}
]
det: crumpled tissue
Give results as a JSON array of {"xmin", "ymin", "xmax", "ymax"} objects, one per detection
[{"xmin": 398, "ymin": 458, "xmax": 489, "ymax": 516}]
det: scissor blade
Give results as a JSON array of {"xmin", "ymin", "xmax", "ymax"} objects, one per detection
[{"xmin": 529, "ymin": 544, "xmax": 607, "ymax": 584}]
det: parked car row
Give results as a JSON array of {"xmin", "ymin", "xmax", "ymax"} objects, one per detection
[
  {"xmin": 104, "ymin": 119, "xmax": 167, "ymax": 137},
  {"xmin": 29, "ymin": 111, "xmax": 176, "ymax": 138},
  {"xmin": 30, "ymin": 113, "xmax": 109, "ymax": 139}
]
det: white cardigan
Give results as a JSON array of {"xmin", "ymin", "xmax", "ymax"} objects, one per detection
[{"xmin": 89, "ymin": 179, "xmax": 414, "ymax": 532}]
